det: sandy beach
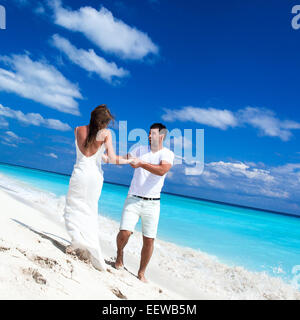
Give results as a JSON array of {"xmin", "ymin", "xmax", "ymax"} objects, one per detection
[
  {"xmin": 0, "ymin": 186, "xmax": 300, "ymax": 300},
  {"xmin": 0, "ymin": 188, "xmax": 211, "ymax": 300}
]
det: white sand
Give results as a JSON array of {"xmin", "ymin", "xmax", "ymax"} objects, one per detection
[
  {"xmin": 0, "ymin": 183, "xmax": 299, "ymax": 300},
  {"xmin": 0, "ymin": 189, "xmax": 213, "ymax": 300}
]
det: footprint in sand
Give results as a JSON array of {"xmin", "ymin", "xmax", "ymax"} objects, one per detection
[
  {"xmin": 66, "ymin": 259, "xmax": 76, "ymax": 279},
  {"xmin": 17, "ymin": 248, "xmax": 61, "ymax": 271},
  {"xmin": 107, "ymin": 268, "xmax": 115, "ymax": 274},
  {"xmin": 34, "ymin": 256, "xmax": 60, "ymax": 271},
  {"xmin": 0, "ymin": 246, "xmax": 10, "ymax": 252},
  {"xmin": 16, "ymin": 247, "xmax": 75, "ymax": 280},
  {"xmin": 22, "ymin": 267, "xmax": 47, "ymax": 285},
  {"xmin": 33, "ymin": 255, "xmax": 76, "ymax": 281},
  {"xmin": 111, "ymin": 287, "xmax": 127, "ymax": 299}
]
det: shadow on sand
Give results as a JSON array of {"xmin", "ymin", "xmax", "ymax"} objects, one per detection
[{"xmin": 10, "ymin": 218, "xmax": 119, "ymax": 268}]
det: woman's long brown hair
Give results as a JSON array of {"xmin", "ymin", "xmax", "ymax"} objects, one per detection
[{"xmin": 83, "ymin": 104, "xmax": 114, "ymax": 149}]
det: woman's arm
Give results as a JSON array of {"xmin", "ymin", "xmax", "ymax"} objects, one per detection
[
  {"xmin": 99, "ymin": 129, "xmax": 132, "ymax": 165},
  {"xmin": 101, "ymin": 154, "xmax": 131, "ymax": 164}
]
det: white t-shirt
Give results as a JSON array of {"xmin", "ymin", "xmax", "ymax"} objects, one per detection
[{"xmin": 128, "ymin": 145, "xmax": 174, "ymax": 198}]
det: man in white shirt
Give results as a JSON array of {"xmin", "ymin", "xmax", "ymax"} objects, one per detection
[{"xmin": 115, "ymin": 123, "xmax": 174, "ymax": 282}]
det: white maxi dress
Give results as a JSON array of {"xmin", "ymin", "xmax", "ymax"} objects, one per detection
[{"xmin": 63, "ymin": 127, "xmax": 106, "ymax": 271}]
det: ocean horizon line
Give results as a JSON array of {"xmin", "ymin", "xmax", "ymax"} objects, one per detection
[{"xmin": 0, "ymin": 160, "xmax": 299, "ymax": 219}]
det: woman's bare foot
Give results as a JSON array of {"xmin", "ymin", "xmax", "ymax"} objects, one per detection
[
  {"xmin": 75, "ymin": 249, "xmax": 90, "ymax": 262},
  {"xmin": 138, "ymin": 272, "xmax": 148, "ymax": 283},
  {"xmin": 65, "ymin": 245, "xmax": 76, "ymax": 255}
]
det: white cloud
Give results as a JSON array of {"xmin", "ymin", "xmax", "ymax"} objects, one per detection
[
  {"xmin": 45, "ymin": 152, "xmax": 58, "ymax": 159},
  {"xmin": 1, "ymin": 141, "xmax": 18, "ymax": 148},
  {"xmin": 51, "ymin": 34, "xmax": 129, "ymax": 83},
  {"xmin": 162, "ymin": 107, "xmax": 238, "ymax": 130},
  {"xmin": 168, "ymin": 159, "xmax": 298, "ymax": 201},
  {"xmin": 51, "ymin": 0, "xmax": 159, "ymax": 60},
  {"xmin": 5, "ymin": 131, "xmax": 19, "ymax": 140},
  {"xmin": 238, "ymin": 107, "xmax": 300, "ymax": 141},
  {"xmin": 0, "ymin": 54, "xmax": 82, "ymax": 115},
  {"xmin": 0, "ymin": 130, "xmax": 32, "ymax": 148},
  {"xmin": 207, "ymin": 161, "xmax": 274, "ymax": 182},
  {"xmin": 272, "ymin": 163, "xmax": 300, "ymax": 177},
  {"xmin": 162, "ymin": 106, "xmax": 300, "ymax": 141},
  {"xmin": 0, "ymin": 104, "xmax": 71, "ymax": 131},
  {"xmin": 44, "ymin": 118, "xmax": 71, "ymax": 131},
  {"xmin": 0, "ymin": 116, "xmax": 9, "ymax": 128}
]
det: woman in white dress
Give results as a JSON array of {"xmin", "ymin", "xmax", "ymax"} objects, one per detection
[{"xmin": 63, "ymin": 105, "xmax": 133, "ymax": 271}]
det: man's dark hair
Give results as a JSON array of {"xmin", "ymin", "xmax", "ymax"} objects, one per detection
[
  {"xmin": 150, "ymin": 123, "xmax": 168, "ymax": 139},
  {"xmin": 150, "ymin": 123, "xmax": 167, "ymax": 131}
]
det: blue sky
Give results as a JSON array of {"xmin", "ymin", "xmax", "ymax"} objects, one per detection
[{"xmin": 0, "ymin": 0, "xmax": 300, "ymax": 215}]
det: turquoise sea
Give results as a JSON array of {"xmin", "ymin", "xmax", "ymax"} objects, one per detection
[{"xmin": 0, "ymin": 161, "xmax": 299, "ymax": 284}]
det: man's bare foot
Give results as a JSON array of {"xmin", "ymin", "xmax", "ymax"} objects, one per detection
[
  {"xmin": 114, "ymin": 260, "xmax": 124, "ymax": 270},
  {"xmin": 138, "ymin": 273, "xmax": 148, "ymax": 283},
  {"xmin": 115, "ymin": 250, "xmax": 124, "ymax": 270}
]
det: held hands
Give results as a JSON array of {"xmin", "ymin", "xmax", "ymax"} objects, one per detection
[
  {"xmin": 101, "ymin": 154, "xmax": 140, "ymax": 165},
  {"xmin": 121, "ymin": 157, "xmax": 141, "ymax": 166}
]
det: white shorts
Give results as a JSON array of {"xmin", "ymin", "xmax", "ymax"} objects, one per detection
[{"xmin": 120, "ymin": 195, "xmax": 160, "ymax": 239}]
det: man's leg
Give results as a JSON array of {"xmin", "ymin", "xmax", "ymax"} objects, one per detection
[
  {"xmin": 138, "ymin": 236, "xmax": 154, "ymax": 282},
  {"xmin": 138, "ymin": 200, "xmax": 160, "ymax": 282},
  {"xmin": 115, "ymin": 230, "xmax": 132, "ymax": 269},
  {"xmin": 115, "ymin": 195, "xmax": 140, "ymax": 269}
]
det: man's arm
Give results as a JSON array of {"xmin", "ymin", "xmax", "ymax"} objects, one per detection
[{"xmin": 131, "ymin": 160, "xmax": 172, "ymax": 176}]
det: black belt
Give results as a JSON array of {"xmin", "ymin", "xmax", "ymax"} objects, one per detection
[{"xmin": 131, "ymin": 195, "xmax": 160, "ymax": 201}]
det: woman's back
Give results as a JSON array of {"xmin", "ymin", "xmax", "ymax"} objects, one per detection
[
  {"xmin": 74, "ymin": 126, "xmax": 106, "ymax": 173},
  {"xmin": 75, "ymin": 125, "xmax": 105, "ymax": 157}
]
